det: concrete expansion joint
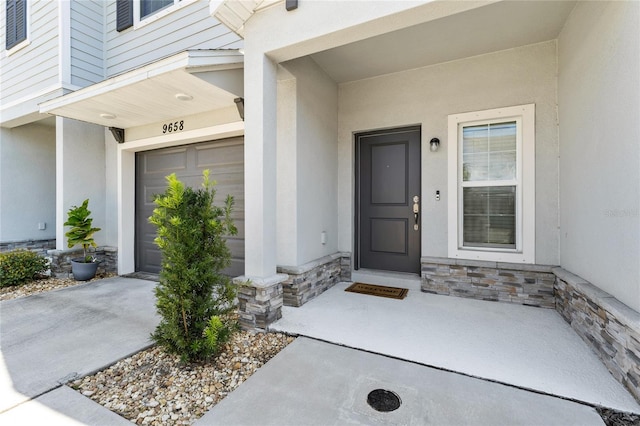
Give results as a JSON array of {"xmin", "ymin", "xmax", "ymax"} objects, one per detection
[{"xmin": 0, "ymin": 383, "xmax": 66, "ymax": 415}]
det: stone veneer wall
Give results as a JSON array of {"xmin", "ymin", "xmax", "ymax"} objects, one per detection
[
  {"xmin": 49, "ymin": 246, "xmax": 118, "ymax": 278},
  {"xmin": 0, "ymin": 239, "xmax": 56, "ymax": 255},
  {"xmin": 421, "ymin": 257, "xmax": 556, "ymax": 308},
  {"xmin": 235, "ymin": 275, "xmax": 285, "ymax": 330},
  {"xmin": 554, "ymin": 268, "xmax": 640, "ymax": 403},
  {"xmin": 277, "ymin": 252, "xmax": 352, "ymax": 307}
]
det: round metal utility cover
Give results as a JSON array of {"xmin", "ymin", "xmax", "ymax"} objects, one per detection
[{"xmin": 367, "ymin": 389, "xmax": 401, "ymax": 412}]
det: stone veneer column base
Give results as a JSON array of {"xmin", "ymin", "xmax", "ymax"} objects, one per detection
[
  {"xmin": 277, "ymin": 252, "xmax": 352, "ymax": 307},
  {"xmin": 421, "ymin": 256, "xmax": 556, "ymax": 308},
  {"xmin": 554, "ymin": 268, "xmax": 640, "ymax": 404},
  {"xmin": 234, "ymin": 274, "xmax": 287, "ymax": 331}
]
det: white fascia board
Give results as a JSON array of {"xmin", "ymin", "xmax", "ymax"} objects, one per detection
[{"xmin": 185, "ymin": 50, "xmax": 245, "ymax": 71}]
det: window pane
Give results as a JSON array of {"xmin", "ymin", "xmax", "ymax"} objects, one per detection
[
  {"xmin": 141, "ymin": 0, "xmax": 173, "ymax": 18},
  {"xmin": 463, "ymin": 121, "xmax": 516, "ymax": 181},
  {"xmin": 463, "ymin": 186, "xmax": 515, "ymax": 248}
]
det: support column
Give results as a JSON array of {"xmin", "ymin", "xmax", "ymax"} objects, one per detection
[{"xmin": 236, "ymin": 52, "xmax": 286, "ymax": 330}]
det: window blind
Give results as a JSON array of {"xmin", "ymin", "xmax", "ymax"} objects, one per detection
[{"xmin": 461, "ymin": 121, "xmax": 517, "ymax": 248}]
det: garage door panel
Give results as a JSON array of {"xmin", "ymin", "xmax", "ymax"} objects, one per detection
[
  {"xmin": 136, "ymin": 138, "xmax": 245, "ymax": 275},
  {"xmin": 225, "ymin": 259, "xmax": 244, "ymax": 279},
  {"xmin": 144, "ymin": 185, "xmax": 168, "ymax": 205},
  {"xmin": 144, "ymin": 148, "xmax": 188, "ymax": 174},
  {"xmin": 196, "ymin": 142, "xmax": 244, "ymax": 168},
  {"xmin": 139, "ymin": 244, "xmax": 162, "ymax": 271},
  {"xmin": 229, "ymin": 219, "xmax": 244, "ymax": 238}
]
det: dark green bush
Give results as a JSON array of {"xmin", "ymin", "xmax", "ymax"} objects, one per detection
[
  {"xmin": 149, "ymin": 170, "xmax": 238, "ymax": 362},
  {"xmin": 0, "ymin": 249, "xmax": 50, "ymax": 287}
]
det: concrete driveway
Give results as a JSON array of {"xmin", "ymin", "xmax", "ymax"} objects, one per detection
[{"xmin": 0, "ymin": 277, "xmax": 158, "ymax": 423}]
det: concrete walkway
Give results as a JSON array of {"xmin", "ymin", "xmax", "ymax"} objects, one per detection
[
  {"xmin": 0, "ymin": 277, "xmax": 157, "ymax": 424},
  {"xmin": 1, "ymin": 275, "xmax": 638, "ymax": 425},
  {"xmin": 269, "ymin": 281, "xmax": 640, "ymax": 413},
  {"xmin": 198, "ymin": 337, "xmax": 605, "ymax": 425}
]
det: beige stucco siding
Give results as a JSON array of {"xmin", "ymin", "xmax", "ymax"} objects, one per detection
[
  {"xmin": 338, "ymin": 40, "xmax": 560, "ymax": 265},
  {"xmin": 558, "ymin": 0, "xmax": 640, "ymax": 311}
]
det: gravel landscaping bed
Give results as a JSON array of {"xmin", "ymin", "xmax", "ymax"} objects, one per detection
[
  {"xmin": 72, "ymin": 331, "xmax": 294, "ymax": 425},
  {"xmin": 1, "ymin": 276, "xmax": 295, "ymax": 424},
  {"xmin": 597, "ymin": 407, "xmax": 640, "ymax": 426}
]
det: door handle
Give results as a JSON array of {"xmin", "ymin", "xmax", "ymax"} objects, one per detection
[{"xmin": 413, "ymin": 195, "xmax": 419, "ymax": 231}]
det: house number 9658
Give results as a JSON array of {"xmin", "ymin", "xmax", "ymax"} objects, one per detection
[{"xmin": 162, "ymin": 120, "xmax": 184, "ymax": 134}]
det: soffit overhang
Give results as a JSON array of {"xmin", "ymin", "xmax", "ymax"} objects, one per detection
[{"xmin": 40, "ymin": 50, "xmax": 244, "ymax": 129}]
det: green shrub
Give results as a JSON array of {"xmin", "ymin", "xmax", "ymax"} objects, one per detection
[
  {"xmin": 149, "ymin": 170, "xmax": 238, "ymax": 362},
  {"xmin": 0, "ymin": 249, "xmax": 50, "ymax": 287}
]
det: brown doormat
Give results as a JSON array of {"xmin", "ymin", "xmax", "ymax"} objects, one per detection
[{"xmin": 345, "ymin": 282, "xmax": 408, "ymax": 300}]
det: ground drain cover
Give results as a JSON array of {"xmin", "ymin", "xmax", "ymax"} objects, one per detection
[{"xmin": 367, "ymin": 389, "xmax": 401, "ymax": 412}]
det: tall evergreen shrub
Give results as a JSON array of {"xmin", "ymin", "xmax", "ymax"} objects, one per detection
[{"xmin": 149, "ymin": 170, "xmax": 238, "ymax": 362}]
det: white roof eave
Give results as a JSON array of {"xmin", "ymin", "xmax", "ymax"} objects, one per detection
[{"xmin": 39, "ymin": 50, "xmax": 244, "ymax": 129}]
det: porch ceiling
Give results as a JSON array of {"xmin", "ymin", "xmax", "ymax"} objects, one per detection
[
  {"xmin": 40, "ymin": 50, "xmax": 244, "ymax": 129},
  {"xmin": 310, "ymin": 1, "xmax": 576, "ymax": 83}
]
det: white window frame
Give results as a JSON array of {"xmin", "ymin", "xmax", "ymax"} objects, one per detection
[
  {"xmin": 134, "ymin": 0, "xmax": 197, "ymax": 29},
  {"xmin": 448, "ymin": 104, "xmax": 535, "ymax": 263},
  {"xmin": 5, "ymin": 0, "xmax": 29, "ymax": 56}
]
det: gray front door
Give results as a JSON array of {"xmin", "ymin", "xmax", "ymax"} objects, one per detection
[
  {"xmin": 355, "ymin": 127, "xmax": 421, "ymax": 274},
  {"xmin": 135, "ymin": 138, "xmax": 245, "ymax": 276}
]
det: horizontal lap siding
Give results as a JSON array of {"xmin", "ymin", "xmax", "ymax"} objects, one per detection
[
  {"xmin": 105, "ymin": 1, "xmax": 242, "ymax": 77},
  {"xmin": 70, "ymin": 0, "xmax": 105, "ymax": 87},
  {"xmin": 0, "ymin": 1, "xmax": 59, "ymax": 104}
]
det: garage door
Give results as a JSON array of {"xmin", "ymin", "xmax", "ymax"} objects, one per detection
[{"xmin": 135, "ymin": 137, "xmax": 244, "ymax": 277}]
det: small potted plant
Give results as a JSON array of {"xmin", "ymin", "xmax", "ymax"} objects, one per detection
[{"xmin": 64, "ymin": 199, "xmax": 101, "ymax": 281}]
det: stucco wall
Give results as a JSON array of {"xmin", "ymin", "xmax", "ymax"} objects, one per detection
[
  {"xmin": 277, "ymin": 57, "xmax": 339, "ymax": 266},
  {"xmin": 0, "ymin": 123, "xmax": 56, "ymax": 242},
  {"xmin": 338, "ymin": 41, "xmax": 560, "ymax": 265},
  {"xmin": 276, "ymin": 70, "xmax": 298, "ymax": 265},
  {"xmin": 56, "ymin": 117, "xmax": 106, "ymax": 250},
  {"xmin": 558, "ymin": 1, "xmax": 640, "ymax": 311}
]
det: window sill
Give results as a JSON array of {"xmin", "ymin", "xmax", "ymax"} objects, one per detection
[
  {"xmin": 5, "ymin": 38, "xmax": 30, "ymax": 57},
  {"xmin": 134, "ymin": 0, "xmax": 198, "ymax": 30},
  {"xmin": 449, "ymin": 248, "xmax": 534, "ymax": 264}
]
